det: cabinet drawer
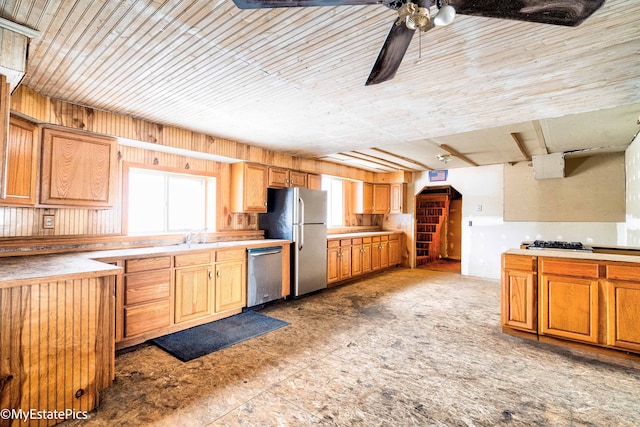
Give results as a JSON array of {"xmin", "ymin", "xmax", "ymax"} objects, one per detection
[
  {"xmin": 327, "ymin": 240, "xmax": 340, "ymax": 248},
  {"xmin": 606, "ymin": 264, "xmax": 640, "ymax": 281},
  {"xmin": 372, "ymin": 236, "xmax": 380, "ymax": 243},
  {"xmin": 351, "ymin": 238, "xmax": 363, "ymax": 245},
  {"xmin": 124, "ymin": 301, "xmax": 170, "ymax": 337},
  {"xmin": 216, "ymin": 248, "xmax": 246, "ymax": 262},
  {"xmin": 175, "ymin": 251, "xmax": 212, "ymax": 267},
  {"xmin": 125, "ymin": 256, "xmax": 171, "ymax": 273},
  {"xmin": 540, "ymin": 258, "xmax": 599, "ymax": 279},
  {"xmin": 363, "ymin": 237, "xmax": 372, "ymax": 244},
  {"xmin": 340, "ymin": 239, "xmax": 351, "ymax": 247},
  {"xmin": 125, "ymin": 270, "xmax": 171, "ymax": 306},
  {"xmin": 381, "ymin": 235, "xmax": 389, "ymax": 241},
  {"xmin": 389, "ymin": 233, "xmax": 400, "ymax": 241},
  {"xmin": 503, "ymin": 254, "xmax": 536, "ymax": 272}
]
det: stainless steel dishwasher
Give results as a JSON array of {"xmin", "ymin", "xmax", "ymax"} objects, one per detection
[{"xmin": 247, "ymin": 246, "xmax": 283, "ymax": 307}]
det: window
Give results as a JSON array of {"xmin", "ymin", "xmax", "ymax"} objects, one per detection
[
  {"xmin": 322, "ymin": 176, "xmax": 344, "ymax": 227},
  {"xmin": 127, "ymin": 167, "xmax": 216, "ymax": 235}
]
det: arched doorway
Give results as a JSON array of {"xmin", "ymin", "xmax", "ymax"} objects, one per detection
[{"xmin": 415, "ymin": 185, "xmax": 462, "ymax": 272}]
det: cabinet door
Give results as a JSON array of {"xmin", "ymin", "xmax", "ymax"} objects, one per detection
[
  {"xmin": 539, "ymin": 274, "xmax": 599, "ymax": 343},
  {"xmin": 215, "ymin": 260, "xmax": 246, "ymax": 312},
  {"xmin": 372, "ymin": 184, "xmax": 390, "ymax": 214},
  {"xmin": 351, "ymin": 244, "xmax": 362, "ymax": 276},
  {"xmin": 389, "ymin": 184, "xmax": 405, "ymax": 214},
  {"xmin": 362, "ymin": 183, "xmax": 373, "ymax": 214},
  {"xmin": 231, "ymin": 162, "xmax": 267, "ymax": 212},
  {"xmin": 268, "ymin": 167, "xmax": 289, "ymax": 188},
  {"xmin": 40, "ymin": 127, "xmax": 117, "ymax": 207},
  {"xmin": 327, "ymin": 246, "xmax": 340, "ymax": 284},
  {"xmin": 501, "ymin": 269, "xmax": 537, "ymax": 332},
  {"xmin": 389, "ymin": 237, "xmax": 401, "ymax": 265},
  {"xmin": 361, "ymin": 243, "xmax": 372, "ymax": 273},
  {"xmin": 606, "ymin": 280, "xmax": 640, "ymax": 352},
  {"xmin": 307, "ymin": 173, "xmax": 322, "ymax": 190},
  {"xmin": 1, "ymin": 116, "xmax": 38, "ymax": 205},
  {"xmin": 289, "ymin": 171, "xmax": 307, "ymax": 187},
  {"xmin": 175, "ymin": 266, "xmax": 212, "ymax": 323},
  {"xmin": 371, "ymin": 242, "xmax": 381, "ymax": 271},
  {"xmin": 380, "ymin": 240, "xmax": 389, "ymax": 269},
  {"xmin": 340, "ymin": 246, "xmax": 352, "ymax": 281}
]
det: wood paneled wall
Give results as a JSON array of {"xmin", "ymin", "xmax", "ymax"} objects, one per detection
[
  {"xmin": 11, "ymin": 86, "xmax": 374, "ymax": 179},
  {"xmin": 2, "ymin": 86, "xmax": 376, "ymax": 238},
  {"xmin": 0, "ymin": 276, "xmax": 114, "ymax": 426}
]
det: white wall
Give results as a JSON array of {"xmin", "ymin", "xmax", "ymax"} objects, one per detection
[
  {"xmin": 626, "ymin": 132, "xmax": 640, "ymax": 246},
  {"xmin": 408, "ymin": 163, "xmax": 625, "ymax": 280}
]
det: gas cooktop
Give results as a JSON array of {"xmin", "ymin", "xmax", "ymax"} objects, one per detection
[{"xmin": 526, "ymin": 240, "xmax": 593, "ymax": 252}]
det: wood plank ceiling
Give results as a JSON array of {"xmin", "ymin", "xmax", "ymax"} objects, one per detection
[{"xmin": 2, "ymin": 0, "xmax": 639, "ymax": 171}]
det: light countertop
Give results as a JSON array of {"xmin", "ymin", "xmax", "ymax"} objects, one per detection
[
  {"xmin": 504, "ymin": 248, "xmax": 640, "ymax": 264},
  {"xmin": 328, "ymin": 231, "xmax": 402, "ymax": 239},
  {"xmin": 0, "ymin": 239, "xmax": 291, "ymax": 288}
]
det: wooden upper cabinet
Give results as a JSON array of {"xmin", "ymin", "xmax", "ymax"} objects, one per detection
[
  {"xmin": 1, "ymin": 115, "xmax": 38, "ymax": 205},
  {"xmin": 268, "ymin": 167, "xmax": 308, "ymax": 188},
  {"xmin": 390, "ymin": 183, "xmax": 405, "ymax": 214},
  {"xmin": 268, "ymin": 166, "xmax": 289, "ymax": 188},
  {"xmin": 40, "ymin": 126, "xmax": 117, "ymax": 207},
  {"xmin": 231, "ymin": 162, "xmax": 267, "ymax": 213},
  {"xmin": 372, "ymin": 184, "xmax": 390, "ymax": 214},
  {"xmin": 307, "ymin": 173, "xmax": 322, "ymax": 190},
  {"xmin": 289, "ymin": 170, "xmax": 307, "ymax": 188}
]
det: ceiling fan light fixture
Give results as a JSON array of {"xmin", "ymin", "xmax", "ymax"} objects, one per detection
[
  {"xmin": 433, "ymin": 4, "xmax": 456, "ymax": 27},
  {"xmin": 437, "ymin": 153, "xmax": 453, "ymax": 163}
]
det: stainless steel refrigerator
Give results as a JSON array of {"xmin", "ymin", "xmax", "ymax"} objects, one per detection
[{"xmin": 258, "ymin": 188, "xmax": 327, "ymax": 297}]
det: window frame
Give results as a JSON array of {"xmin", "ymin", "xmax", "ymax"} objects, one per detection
[{"xmin": 123, "ymin": 162, "xmax": 220, "ymax": 235}]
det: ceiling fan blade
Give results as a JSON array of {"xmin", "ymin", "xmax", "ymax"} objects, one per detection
[
  {"xmin": 447, "ymin": 0, "xmax": 605, "ymax": 26},
  {"xmin": 232, "ymin": 0, "xmax": 380, "ymax": 9},
  {"xmin": 366, "ymin": 21, "xmax": 415, "ymax": 86}
]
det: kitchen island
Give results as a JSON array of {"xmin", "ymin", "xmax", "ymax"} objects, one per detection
[
  {"xmin": 0, "ymin": 239, "xmax": 290, "ymax": 426},
  {"xmin": 502, "ymin": 247, "xmax": 640, "ymax": 360}
]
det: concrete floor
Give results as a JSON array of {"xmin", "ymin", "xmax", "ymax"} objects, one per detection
[{"xmin": 62, "ymin": 268, "xmax": 640, "ymax": 426}]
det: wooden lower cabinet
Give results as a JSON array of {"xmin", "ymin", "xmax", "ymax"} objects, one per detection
[
  {"xmin": 115, "ymin": 247, "xmax": 257, "ymax": 349},
  {"xmin": 327, "ymin": 240, "xmax": 352, "ymax": 284},
  {"xmin": 389, "ymin": 236, "xmax": 401, "ymax": 266},
  {"xmin": 120, "ymin": 258, "xmax": 172, "ymax": 340},
  {"xmin": 215, "ymin": 250, "xmax": 247, "ymax": 312},
  {"xmin": 502, "ymin": 253, "xmax": 640, "ymax": 358},
  {"xmin": 539, "ymin": 258, "xmax": 600, "ymax": 344},
  {"xmin": 501, "ymin": 254, "xmax": 537, "ymax": 332},
  {"xmin": 539, "ymin": 274, "xmax": 599, "ymax": 343},
  {"xmin": 328, "ymin": 233, "xmax": 401, "ymax": 285},
  {"xmin": 175, "ymin": 265, "xmax": 213, "ymax": 323},
  {"xmin": 606, "ymin": 263, "xmax": 640, "ymax": 352}
]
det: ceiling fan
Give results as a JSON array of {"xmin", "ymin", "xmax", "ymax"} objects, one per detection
[{"xmin": 231, "ymin": 0, "xmax": 605, "ymax": 85}]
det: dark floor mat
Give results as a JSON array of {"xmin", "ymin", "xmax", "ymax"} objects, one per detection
[{"xmin": 153, "ymin": 311, "xmax": 288, "ymax": 362}]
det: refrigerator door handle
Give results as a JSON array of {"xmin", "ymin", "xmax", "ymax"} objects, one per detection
[
  {"xmin": 299, "ymin": 196, "xmax": 305, "ymax": 225},
  {"xmin": 299, "ymin": 224, "xmax": 304, "ymax": 251}
]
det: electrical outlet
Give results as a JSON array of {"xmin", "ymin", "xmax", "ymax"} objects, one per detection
[
  {"xmin": 475, "ymin": 204, "xmax": 482, "ymax": 212},
  {"xmin": 43, "ymin": 215, "xmax": 55, "ymax": 229}
]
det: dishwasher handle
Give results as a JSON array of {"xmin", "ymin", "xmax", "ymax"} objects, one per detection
[{"xmin": 249, "ymin": 249, "xmax": 282, "ymax": 257}]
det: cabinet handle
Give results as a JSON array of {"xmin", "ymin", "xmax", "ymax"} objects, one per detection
[
  {"xmin": 209, "ymin": 270, "xmax": 213, "ymax": 279},
  {"xmin": 216, "ymin": 270, "xmax": 220, "ymax": 278}
]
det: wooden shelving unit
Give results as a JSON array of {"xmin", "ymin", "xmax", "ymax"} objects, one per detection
[{"xmin": 415, "ymin": 194, "xmax": 450, "ymax": 266}]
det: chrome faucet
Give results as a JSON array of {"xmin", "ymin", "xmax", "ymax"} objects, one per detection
[{"xmin": 185, "ymin": 228, "xmax": 208, "ymax": 247}]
